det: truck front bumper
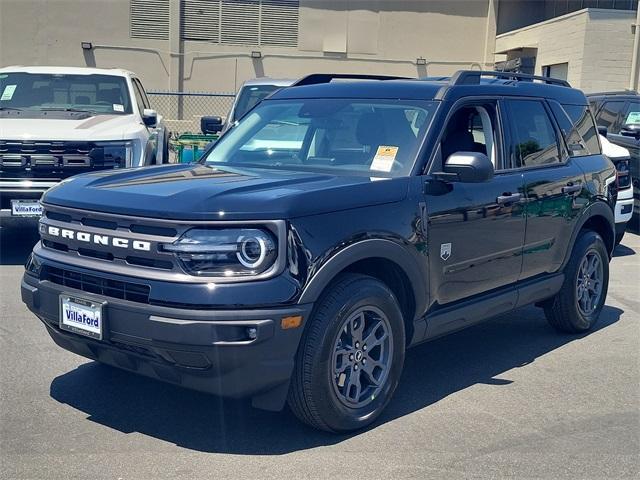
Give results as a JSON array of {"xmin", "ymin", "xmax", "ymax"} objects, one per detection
[
  {"xmin": 615, "ymin": 185, "xmax": 634, "ymax": 225},
  {"xmin": 21, "ymin": 272, "xmax": 313, "ymax": 411},
  {"xmin": 0, "ymin": 180, "xmax": 55, "ymax": 218}
]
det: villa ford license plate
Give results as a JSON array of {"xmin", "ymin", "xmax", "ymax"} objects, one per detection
[
  {"xmin": 59, "ymin": 295, "xmax": 104, "ymax": 340},
  {"xmin": 11, "ymin": 200, "xmax": 43, "ymax": 217}
]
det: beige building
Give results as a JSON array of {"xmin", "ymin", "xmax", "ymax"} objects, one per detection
[
  {"xmin": 495, "ymin": 5, "xmax": 639, "ymax": 93},
  {"xmin": 0, "ymin": 0, "xmax": 637, "ymax": 130},
  {"xmin": 0, "ymin": 0, "xmax": 500, "ymax": 93}
]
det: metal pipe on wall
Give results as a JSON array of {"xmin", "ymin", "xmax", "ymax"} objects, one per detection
[{"xmin": 630, "ymin": 1, "xmax": 640, "ymax": 91}]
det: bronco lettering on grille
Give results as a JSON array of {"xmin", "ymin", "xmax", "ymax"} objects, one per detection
[{"xmin": 46, "ymin": 226, "xmax": 151, "ymax": 251}]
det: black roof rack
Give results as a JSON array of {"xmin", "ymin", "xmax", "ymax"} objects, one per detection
[
  {"xmin": 292, "ymin": 73, "xmax": 411, "ymax": 87},
  {"xmin": 449, "ymin": 70, "xmax": 571, "ymax": 88},
  {"xmin": 586, "ymin": 90, "xmax": 638, "ymax": 97}
]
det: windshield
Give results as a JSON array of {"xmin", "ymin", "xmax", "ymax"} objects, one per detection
[
  {"xmin": 0, "ymin": 72, "xmax": 132, "ymax": 114},
  {"xmin": 205, "ymin": 98, "xmax": 438, "ymax": 177},
  {"xmin": 231, "ymin": 84, "xmax": 282, "ymax": 122}
]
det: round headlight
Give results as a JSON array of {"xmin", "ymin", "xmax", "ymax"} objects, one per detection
[{"xmin": 237, "ymin": 234, "xmax": 270, "ymax": 268}]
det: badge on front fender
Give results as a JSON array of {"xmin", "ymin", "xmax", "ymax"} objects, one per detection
[{"xmin": 440, "ymin": 243, "xmax": 452, "ymax": 261}]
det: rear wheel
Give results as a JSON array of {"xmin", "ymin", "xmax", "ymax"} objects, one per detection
[
  {"xmin": 544, "ymin": 230, "xmax": 609, "ymax": 333},
  {"xmin": 288, "ymin": 273, "xmax": 405, "ymax": 432}
]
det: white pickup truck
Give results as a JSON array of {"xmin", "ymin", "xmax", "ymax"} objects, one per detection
[{"xmin": 0, "ymin": 66, "xmax": 168, "ymax": 219}]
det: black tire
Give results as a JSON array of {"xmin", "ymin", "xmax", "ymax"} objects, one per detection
[
  {"xmin": 544, "ymin": 230, "xmax": 609, "ymax": 333},
  {"xmin": 615, "ymin": 230, "xmax": 625, "ymax": 246},
  {"xmin": 288, "ymin": 273, "xmax": 405, "ymax": 432}
]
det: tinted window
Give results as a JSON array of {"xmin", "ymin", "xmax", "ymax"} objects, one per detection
[
  {"xmin": 595, "ymin": 101, "xmax": 625, "ymax": 133},
  {"xmin": 132, "ymin": 79, "xmax": 150, "ymax": 110},
  {"xmin": 232, "ymin": 85, "xmax": 280, "ymax": 122},
  {"xmin": 509, "ymin": 100, "xmax": 560, "ymax": 168},
  {"xmin": 550, "ymin": 102, "xmax": 601, "ymax": 157}
]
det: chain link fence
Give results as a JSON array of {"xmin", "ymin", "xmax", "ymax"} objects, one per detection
[{"xmin": 147, "ymin": 92, "xmax": 235, "ymax": 137}]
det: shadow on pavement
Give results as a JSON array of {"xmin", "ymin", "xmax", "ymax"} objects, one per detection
[
  {"xmin": 49, "ymin": 304, "xmax": 623, "ymax": 454},
  {"xmin": 0, "ymin": 221, "xmax": 40, "ymax": 266}
]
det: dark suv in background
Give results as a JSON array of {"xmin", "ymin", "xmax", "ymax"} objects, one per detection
[
  {"xmin": 22, "ymin": 71, "xmax": 617, "ymax": 432},
  {"xmin": 588, "ymin": 91, "xmax": 640, "ymax": 233}
]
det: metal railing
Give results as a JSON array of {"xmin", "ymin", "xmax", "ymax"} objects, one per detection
[{"xmin": 147, "ymin": 91, "xmax": 235, "ymax": 136}]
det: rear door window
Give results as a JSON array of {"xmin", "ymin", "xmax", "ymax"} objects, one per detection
[{"xmin": 507, "ymin": 100, "xmax": 561, "ymax": 168}]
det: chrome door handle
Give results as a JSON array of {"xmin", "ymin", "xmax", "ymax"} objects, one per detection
[{"xmin": 496, "ymin": 193, "xmax": 522, "ymax": 205}]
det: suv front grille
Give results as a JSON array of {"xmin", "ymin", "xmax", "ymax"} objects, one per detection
[{"xmin": 41, "ymin": 265, "xmax": 150, "ymax": 304}]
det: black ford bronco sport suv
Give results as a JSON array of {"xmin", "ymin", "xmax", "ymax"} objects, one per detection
[{"xmin": 22, "ymin": 71, "xmax": 617, "ymax": 432}]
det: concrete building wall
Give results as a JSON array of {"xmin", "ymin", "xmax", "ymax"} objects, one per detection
[
  {"xmin": 0, "ymin": 0, "xmax": 172, "ymax": 90},
  {"xmin": 495, "ymin": 9, "xmax": 590, "ymax": 88},
  {"xmin": 0, "ymin": 0, "xmax": 497, "ymax": 93},
  {"xmin": 495, "ymin": 8, "xmax": 637, "ymax": 93},
  {"xmin": 580, "ymin": 8, "xmax": 637, "ymax": 92}
]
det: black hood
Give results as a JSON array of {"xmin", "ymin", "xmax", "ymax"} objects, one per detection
[{"xmin": 42, "ymin": 163, "xmax": 409, "ymax": 220}]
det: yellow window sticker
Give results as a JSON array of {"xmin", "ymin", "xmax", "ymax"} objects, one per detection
[
  {"xmin": 370, "ymin": 145, "xmax": 399, "ymax": 172},
  {"xmin": 1, "ymin": 85, "xmax": 17, "ymax": 101}
]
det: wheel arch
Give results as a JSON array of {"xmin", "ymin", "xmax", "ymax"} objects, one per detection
[
  {"xmin": 297, "ymin": 239, "xmax": 428, "ymax": 345},
  {"xmin": 562, "ymin": 201, "xmax": 615, "ymax": 269}
]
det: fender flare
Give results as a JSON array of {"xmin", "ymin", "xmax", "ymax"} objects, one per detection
[
  {"xmin": 297, "ymin": 238, "xmax": 429, "ymax": 319},
  {"xmin": 561, "ymin": 200, "xmax": 615, "ymax": 270}
]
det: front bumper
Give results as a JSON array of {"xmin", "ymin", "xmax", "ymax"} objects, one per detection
[
  {"xmin": 21, "ymin": 272, "xmax": 313, "ymax": 411},
  {"xmin": 615, "ymin": 186, "xmax": 634, "ymax": 225},
  {"xmin": 0, "ymin": 180, "xmax": 55, "ymax": 218}
]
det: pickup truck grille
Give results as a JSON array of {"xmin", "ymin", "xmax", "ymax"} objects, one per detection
[{"xmin": 0, "ymin": 140, "xmax": 124, "ymax": 179}]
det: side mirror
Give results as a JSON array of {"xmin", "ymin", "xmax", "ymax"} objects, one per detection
[
  {"xmin": 201, "ymin": 116, "xmax": 223, "ymax": 134},
  {"xmin": 443, "ymin": 151, "xmax": 494, "ymax": 183},
  {"xmin": 597, "ymin": 125, "xmax": 607, "ymax": 138},
  {"xmin": 142, "ymin": 108, "xmax": 158, "ymax": 128},
  {"xmin": 620, "ymin": 124, "xmax": 640, "ymax": 139}
]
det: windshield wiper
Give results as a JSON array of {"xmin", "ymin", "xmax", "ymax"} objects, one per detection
[
  {"xmin": 39, "ymin": 107, "xmax": 96, "ymax": 113},
  {"xmin": 0, "ymin": 106, "xmax": 24, "ymax": 111}
]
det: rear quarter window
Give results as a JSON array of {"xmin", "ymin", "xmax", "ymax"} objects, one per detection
[
  {"xmin": 563, "ymin": 104, "xmax": 600, "ymax": 155},
  {"xmin": 549, "ymin": 101, "xmax": 601, "ymax": 157}
]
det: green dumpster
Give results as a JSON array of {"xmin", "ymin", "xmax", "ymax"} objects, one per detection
[{"xmin": 171, "ymin": 133, "xmax": 219, "ymax": 163}]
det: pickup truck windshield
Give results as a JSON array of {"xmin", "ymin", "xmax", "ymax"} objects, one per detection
[
  {"xmin": 0, "ymin": 72, "xmax": 132, "ymax": 114},
  {"xmin": 232, "ymin": 84, "xmax": 281, "ymax": 122},
  {"xmin": 205, "ymin": 98, "xmax": 438, "ymax": 177}
]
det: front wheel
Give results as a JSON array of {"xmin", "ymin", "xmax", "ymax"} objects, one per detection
[
  {"xmin": 288, "ymin": 273, "xmax": 405, "ymax": 432},
  {"xmin": 544, "ymin": 230, "xmax": 609, "ymax": 333}
]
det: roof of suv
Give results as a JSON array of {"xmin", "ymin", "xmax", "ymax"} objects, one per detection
[
  {"xmin": 241, "ymin": 77, "xmax": 295, "ymax": 87},
  {"xmin": 0, "ymin": 65, "xmax": 134, "ymax": 77},
  {"xmin": 271, "ymin": 71, "xmax": 588, "ymax": 105},
  {"xmin": 587, "ymin": 90, "xmax": 639, "ymax": 100}
]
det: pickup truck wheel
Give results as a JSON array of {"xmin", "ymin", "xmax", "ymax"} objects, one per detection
[
  {"xmin": 288, "ymin": 273, "xmax": 405, "ymax": 432},
  {"xmin": 544, "ymin": 230, "xmax": 609, "ymax": 333}
]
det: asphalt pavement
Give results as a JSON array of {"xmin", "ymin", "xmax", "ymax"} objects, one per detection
[{"xmin": 1, "ymin": 221, "xmax": 638, "ymax": 479}]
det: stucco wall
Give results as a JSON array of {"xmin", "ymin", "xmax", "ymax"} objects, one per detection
[
  {"xmin": 580, "ymin": 9, "xmax": 637, "ymax": 93},
  {"xmin": 495, "ymin": 8, "xmax": 637, "ymax": 93},
  {"xmin": 495, "ymin": 8, "xmax": 590, "ymax": 88},
  {"xmin": 0, "ymin": 0, "xmax": 496, "ymax": 93}
]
